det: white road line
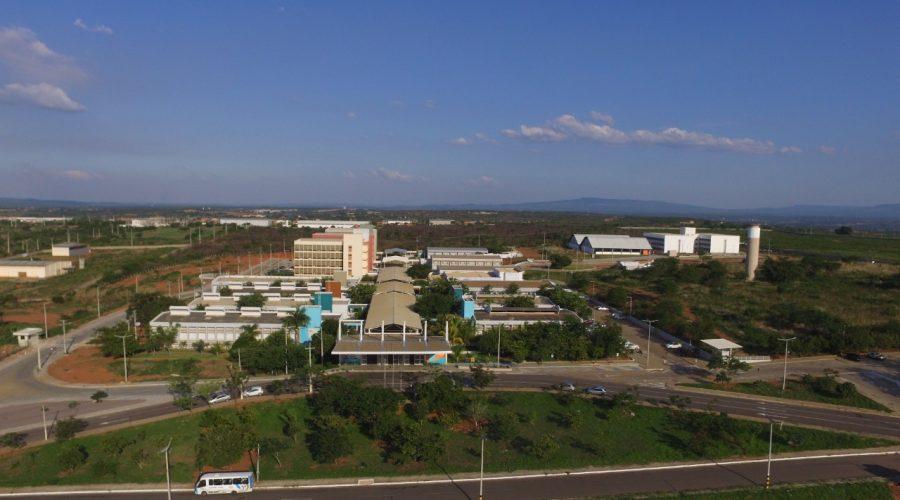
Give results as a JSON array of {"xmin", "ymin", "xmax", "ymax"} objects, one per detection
[{"xmin": 6, "ymin": 450, "xmax": 891, "ymax": 497}]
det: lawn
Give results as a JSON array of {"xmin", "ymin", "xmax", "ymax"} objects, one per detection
[
  {"xmin": 625, "ymin": 480, "xmax": 893, "ymax": 500},
  {"xmin": 106, "ymin": 350, "xmax": 231, "ymax": 380},
  {"xmin": 0, "ymin": 391, "xmax": 892, "ymax": 487},
  {"xmin": 681, "ymin": 378, "xmax": 891, "ymax": 412}
]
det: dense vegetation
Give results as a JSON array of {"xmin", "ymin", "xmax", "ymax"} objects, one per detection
[
  {"xmin": 0, "ymin": 379, "xmax": 890, "ymax": 487},
  {"xmin": 476, "ymin": 320, "xmax": 626, "ymax": 362}
]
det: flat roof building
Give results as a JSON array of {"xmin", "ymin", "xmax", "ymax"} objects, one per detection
[
  {"xmin": 219, "ymin": 218, "xmax": 271, "ymax": 227},
  {"xmin": 0, "ymin": 259, "xmax": 73, "ymax": 279},
  {"xmin": 294, "ymin": 228, "xmax": 376, "ymax": 279},
  {"xmin": 295, "ymin": 220, "xmax": 370, "ymax": 229},
  {"xmin": 51, "ymin": 242, "xmax": 90, "ymax": 257},
  {"xmin": 643, "ymin": 227, "xmax": 740, "ymax": 255}
]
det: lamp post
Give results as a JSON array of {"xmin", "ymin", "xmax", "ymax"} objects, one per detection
[
  {"xmin": 306, "ymin": 343, "xmax": 314, "ymax": 394},
  {"xmin": 160, "ymin": 438, "xmax": 172, "ymax": 500},
  {"xmin": 643, "ymin": 319, "xmax": 658, "ymax": 368},
  {"xmin": 61, "ymin": 319, "xmax": 68, "ymax": 354},
  {"xmin": 479, "ymin": 434, "xmax": 485, "ymax": 500},
  {"xmin": 778, "ymin": 337, "xmax": 796, "ymax": 392},
  {"xmin": 114, "ymin": 333, "xmax": 134, "ymax": 382}
]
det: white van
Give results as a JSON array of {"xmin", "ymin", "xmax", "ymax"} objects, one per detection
[{"xmin": 194, "ymin": 471, "xmax": 254, "ymax": 495}]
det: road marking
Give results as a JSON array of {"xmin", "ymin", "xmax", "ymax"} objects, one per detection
[{"xmin": 0, "ymin": 451, "xmax": 893, "ymax": 496}]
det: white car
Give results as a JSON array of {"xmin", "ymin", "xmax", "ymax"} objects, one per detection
[
  {"xmin": 665, "ymin": 342, "xmax": 682, "ymax": 349},
  {"xmin": 596, "ymin": 306, "xmax": 609, "ymax": 311},
  {"xmin": 207, "ymin": 391, "xmax": 231, "ymax": 405},
  {"xmin": 242, "ymin": 385, "xmax": 264, "ymax": 398},
  {"xmin": 624, "ymin": 341, "xmax": 640, "ymax": 352},
  {"xmin": 585, "ymin": 385, "xmax": 608, "ymax": 395}
]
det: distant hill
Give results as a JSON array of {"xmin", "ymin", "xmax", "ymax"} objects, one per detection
[{"xmin": 420, "ymin": 198, "xmax": 900, "ymax": 221}]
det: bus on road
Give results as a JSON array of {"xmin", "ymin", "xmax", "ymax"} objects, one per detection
[{"xmin": 194, "ymin": 471, "xmax": 254, "ymax": 495}]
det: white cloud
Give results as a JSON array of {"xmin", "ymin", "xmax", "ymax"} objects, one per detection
[
  {"xmin": 501, "ymin": 113, "xmax": 797, "ymax": 155},
  {"xmin": 346, "ymin": 111, "xmax": 357, "ymax": 119},
  {"xmin": 818, "ymin": 145, "xmax": 836, "ymax": 155},
  {"xmin": 449, "ymin": 132, "xmax": 497, "ymax": 146},
  {"xmin": 467, "ymin": 175, "xmax": 498, "ymax": 187},
  {"xmin": 502, "ymin": 124, "xmax": 567, "ymax": 142},
  {"xmin": 0, "ymin": 26, "xmax": 86, "ymax": 83},
  {"xmin": 60, "ymin": 169, "xmax": 96, "ymax": 180},
  {"xmin": 73, "ymin": 19, "xmax": 113, "ymax": 35},
  {"xmin": 341, "ymin": 170, "xmax": 357, "ymax": 179},
  {"xmin": 588, "ymin": 111, "xmax": 615, "ymax": 126},
  {"xmin": 371, "ymin": 167, "xmax": 413, "ymax": 182},
  {"xmin": 0, "ymin": 82, "xmax": 85, "ymax": 112}
]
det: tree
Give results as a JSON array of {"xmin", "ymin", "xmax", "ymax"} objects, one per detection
[
  {"xmin": 57, "ymin": 443, "xmax": 89, "ymax": 471},
  {"xmin": 128, "ymin": 292, "xmax": 184, "ymax": 329},
  {"xmin": 55, "ymin": 417, "xmax": 88, "ymax": 442},
  {"xmin": 195, "ymin": 408, "xmax": 259, "ymax": 468},
  {"xmin": 0, "ymin": 432, "xmax": 26, "ymax": 449},
  {"xmin": 279, "ymin": 410, "xmax": 303, "ymax": 443},
  {"xmin": 503, "ymin": 295, "xmax": 535, "ymax": 308},
  {"xmin": 90, "ymin": 390, "xmax": 108, "ymax": 403},
  {"xmin": 219, "ymin": 285, "xmax": 233, "ymax": 296},
  {"xmin": 192, "ymin": 340, "xmax": 207, "ymax": 353},
  {"xmin": 605, "ymin": 286, "xmax": 629, "ymax": 309},
  {"xmin": 527, "ymin": 433, "xmax": 559, "ymax": 459},
  {"xmin": 469, "ymin": 365, "xmax": 495, "ymax": 389},
  {"xmin": 306, "ymin": 415, "xmax": 354, "ymax": 463},
  {"xmin": 549, "ymin": 253, "xmax": 572, "ymax": 269},
  {"xmin": 348, "ymin": 283, "xmax": 377, "ymax": 304},
  {"xmin": 95, "ymin": 322, "xmax": 140, "ymax": 358},
  {"xmin": 835, "ymin": 226, "xmax": 853, "ymax": 235},
  {"xmin": 487, "ymin": 410, "xmax": 517, "ymax": 441},
  {"xmin": 237, "ymin": 293, "xmax": 266, "ymax": 308},
  {"xmin": 406, "ymin": 263, "xmax": 432, "ymax": 279},
  {"xmin": 224, "ymin": 365, "xmax": 249, "ymax": 400},
  {"xmin": 504, "ymin": 283, "xmax": 520, "ymax": 295},
  {"xmin": 282, "ymin": 308, "xmax": 310, "ymax": 343}
]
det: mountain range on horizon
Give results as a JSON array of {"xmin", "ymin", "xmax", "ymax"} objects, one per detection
[{"xmin": 1, "ymin": 196, "xmax": 899, "ymax": 222}]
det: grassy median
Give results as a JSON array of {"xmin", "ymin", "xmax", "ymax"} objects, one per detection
[
  {"xmin": 682, "ymin": 377, "xmax": 891, "ymax": 412},
  {"xmin": 0, "ymin": 390, "xmax": 893, "ymax": 488}
]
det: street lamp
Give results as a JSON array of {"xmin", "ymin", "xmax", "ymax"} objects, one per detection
[
  {"xmin": 479, "ymin": 434, "xmax": 485, "ymax": 500},
  {"xmin": 765, "ymin": 417, "xmax": 783, "ymax": 489},
  {"xmin": 114, "ymin": 333, "xmax": 134, "ymax": 383},
  {"xmin": 778, "ymin": 337, "xmax": 797, "ymax": 392},
  {"xmin": 159, "ymin": 438, "xmax": 172, "ymax": 500},
  {"xmin": 61, "ymin": 319, "xmax": 68, "ymax": 354},
  {"xmin": 643, "ymin": 319, "xmax": 658, "ymax": 368}
]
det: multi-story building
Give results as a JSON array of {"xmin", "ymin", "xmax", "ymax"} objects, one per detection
[
  {"xmin": 294, "ymin": 220, "xmax": 370, "ymax": 229},
  {"xmin": 643, "ymin": 227, "xmax": 740, "ymax": 255},
  {"xmin": 294, "ymin": 228, "xmax": 376, "ymax": 278}
]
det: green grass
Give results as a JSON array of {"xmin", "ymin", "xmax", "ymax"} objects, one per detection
[
  {"xmin": 106, "ymin": 350, "xmax": 231, "ymax": 379},
  {"xmin": 0, "ymin": 392, "xmax": 892, "ymax": 487},
  {"xmin": 619, "ymin": 480, "xmax": 893, "ymax": 499},
  {"xmin": 681, "ymin": 379, "xmax": 892, "ymax": 412}
]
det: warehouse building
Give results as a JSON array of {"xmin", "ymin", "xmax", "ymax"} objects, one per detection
[
  {"xmin": 0, "ymin": 259, "xmax": 73, "ymax": 279},
  {"xmin": 219, "ymin": 217, "xmax": 272, "ymax": 227},
  {"xmin": 51, "ymin": 242, "xmax": 90, "ymax": 257},
  {"xmin": 643, "ymin": 227, "xmax": 740, "ymax": 255},
  {"xmin": 149, "ymin": 305, "xmax": 323, "ymax": 345},
  {"xmin": 295, "ymin": 220, "xmax": 370, "ymax": 229},
  {"xmin": 577, "ymin": 235, "xmax": 652, "ymax": 256},
  {"xmin": 331, "ymin": 266, "xmax": 451, "ymax": 366}
]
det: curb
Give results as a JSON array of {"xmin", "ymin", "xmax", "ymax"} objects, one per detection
[{"xmin": 674, "ymin": 384, "xmax": 897, "ymax": 417}]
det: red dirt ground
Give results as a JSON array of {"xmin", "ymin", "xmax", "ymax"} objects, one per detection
[
  {"xmin": 48, "ymin": 345, "xmax": 130, "ymax": 384},
  {"xmin": 3, "ymin": 310, "xmax": 60, "ymax": 327}
]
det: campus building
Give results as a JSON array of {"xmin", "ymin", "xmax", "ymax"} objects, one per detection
[
  {"xmin": 293, "ymin": 226, "xmax": 376, "ymax": 279},
  {"xmin": 577, "ymin": 235, "xmax": 652, "ymax": 256},
  {"xmin": 643, "ymin": 227, "xmax": 740, "ymax": 255},
  {"xmin": 51, "ymin": 242, "xmax": 90, "ymax": 257},
  {"xmin": 294, "ymin": 220, "xmax": 371, "ymax": 229},
  {"xmin": 331, "ymin": 266, "xmax": 451, "ymax": 366}
]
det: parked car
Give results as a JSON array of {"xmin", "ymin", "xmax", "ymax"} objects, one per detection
[
  {"xmin": 624, "ymin": 341, "xmax": 641, "ymax": 352},
  {"xmin": 596, "ymin": 305, "xmax": 609, "ymax": 311},
  {"xmin": 207, "ymin": 391, "xmax": 231, "ymax": 405},
  {"xmin": 665, "ymin": 342, "xmax": 682, "ymax": 349},
  {"xmin": 585, "ymin": 385, "xmax": 608, "ymax": 395},
  {"xmin": 843, "ymin": 352, "xmax": 862, "ymax": 362},
  {"xmin": 866, "ymin": 352, "xmax": 886, "ymax": 361},
  {"xmin": 554, "ymin": 382, "xmax": 576, "ymax": 392},
  {"xmin": 242, "ymin": 385, "xmax": 264, "ymax": 398}
]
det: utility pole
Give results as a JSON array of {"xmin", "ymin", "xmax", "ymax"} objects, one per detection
[
  {"xmin": 42, "ymin": 303, "xmax": 48, "ymax": 339},
  {"xmin": 644, "ymin": 319, "xmax": 658, "ymax": 368},
  {"xmin": 96, "ymin": 287, "xmax": 101, "ymax": 318},
  {"xmin": 765, "ymin": 418, "xmax": 780, "ymax": 489},
  {"xmin": 778, "ymin": 337, "xmax": 797, "ymax": 392},
  {"xmin": 160, "ymin": 439, "xmax": 173, "ymax": 500},
  {"xmin": 41, "ymin": 405, "xmax": 48, "ymax": 441},
  {"xmin": 496, "ymin": 325, "xmax": 502, "ymax": 366},
  {"xmin": 115, "ymin": 333, "xmax": 134, "ymax": 382},
  {"xmin": 61, "ymin": 319, "xmax": 68, "ymax": 354},
  {"xmin": 479, "ymin": 435, "xmax": 485, "ymax": 500},
  {"xmin": 306, "ymin": 343, "xmax": 314, "ymax": 394},
  {"xmin": 256, "ymin": 442, "xmax": 261, "ymax": 481}
]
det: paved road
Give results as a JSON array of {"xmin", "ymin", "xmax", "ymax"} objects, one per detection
[{"xmin": 9, "ymin": 452, "xmax": 899, "ymax": 499}]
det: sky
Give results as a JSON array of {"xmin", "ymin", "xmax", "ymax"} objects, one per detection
[{"xmin": 0, "ymin": 1, "xmax": 898, "ymax": 208}]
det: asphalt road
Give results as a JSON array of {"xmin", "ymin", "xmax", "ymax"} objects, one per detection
[{"xmin": 11, "ymin": 452, "xmax": 899, "ymax": 499}]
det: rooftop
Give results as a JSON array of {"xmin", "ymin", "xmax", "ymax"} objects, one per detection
[
  {"xmin": 52, "ymin": 242, "xmax": 88, "ymax": 248},
  {"xmin": 332, "ymin": 336, "xmax": 451, "ymax": 355},
  {"xmin": 0, "ymin": 259, "xmax": 59, "ymax": 267},
  {"xmin": 701, "ymin": 338, "xmax": 743, "ymax": 350},
  {"xmin": 581, "ymin": 235, "xmax": 652, "ymax": 250}
]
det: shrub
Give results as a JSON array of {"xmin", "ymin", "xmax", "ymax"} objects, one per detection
[
  {"xmin": 91, "ymin": 390, "xmax": 109, "ymax": 403},
  {"xmin": 0, "ymin": 432, "xmax": 26, "ymax": 449},
  {"xmin": 55, "ymin": 417, "xmax": 88, "ymax": 442},
  {"xmin": 57, "ymin": 443, "xmax": 89, "ymax": 471},
  {"xmin": 306, "ymin": 415, "xmax": 354, "ymax": 463},
  {"xmin": 487, "ymin": 411, "xmax": 517, "ymax": 442},
  {"xmin": 528, "ymin": 433, "xmax": 559, "ymax": 459}
]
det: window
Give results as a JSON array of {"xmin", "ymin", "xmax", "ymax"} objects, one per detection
[
  {"xmin": 197, "ymin": 480, "xmax": 207, "ymax": 487},
  {"xmin": 212, "ymin": 479, "xmax": 223, "ymax": 486}
]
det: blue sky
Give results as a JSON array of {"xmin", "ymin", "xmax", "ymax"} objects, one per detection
[{"xmin": 1, "ymin": 1, "xmax": 897, "ymax": 207}]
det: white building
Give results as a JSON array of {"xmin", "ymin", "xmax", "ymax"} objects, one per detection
[
  {"xmin": 426, "ymin": 247, "xmax": 489, "ymax": 258},
  {"xmin": 130, "ymin": 217, "xmax": 170, "ymax": 228},
  {"xmin": 0, "ymin": 259, "xmax": 73, "ymax": 279},
  {"xmin": 381, "ymin": 219, "xmax": 414, "ymax": 225},
  {"xmin": 13, "ymin": 327, "xmax": 42, "ymax": 347},
  {"xmin": 578, "ymin": 235, "xmax": 652, "ymax": 256},
  {"xmin": 219, "ymin": 218, "xmax": 271, "ymax": 227},
  {"xmin": 429, "ymin": 219, "xmax": 454, "ymax": 226},
  {"xmin": 643, "ymin": 227, "xmax": 741, "ymax": 255},
  {"xmin": 567, "ymin": 234, "xmax": 590, "ymax": 250},
  {"xmin": 294, "ymin": 230, "xmax": 375, "ymax": 279},
  {"xmin": 51, "ymin": 242, "xmax": 90, "ymax": 257},
  {"xmin": 295, "ymin": 220, "xmax": 370, "ymax": 229}
]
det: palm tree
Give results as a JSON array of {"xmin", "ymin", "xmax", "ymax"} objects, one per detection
[
  {"xmin": 240, "ymin": 324, "xmax": 260, "ymax": 338},
  {"xmin": 280, "ymin": 308, "xmax": 310, "ymax": 375}
]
